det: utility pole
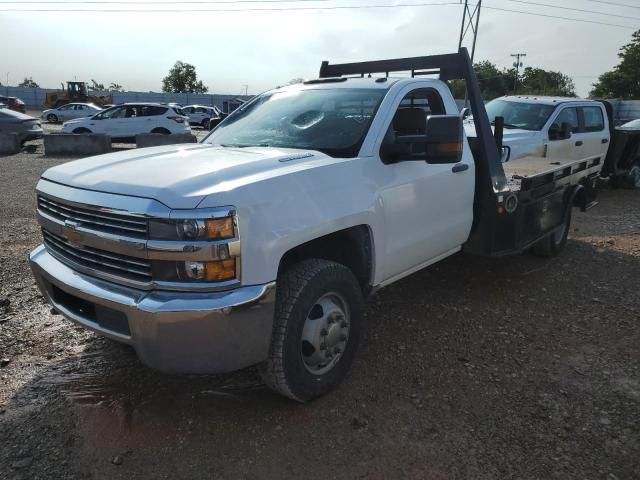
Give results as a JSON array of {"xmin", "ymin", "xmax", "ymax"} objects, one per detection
[
  {"xmin": 241, "ymin": 84, "xmax": 248, "ymax": 97},
  {"xmin": 457, "ymin": 0, "xmax": 482, "ymax": 106},
  {"xmin": 511, "ymin": 53, "xmax": 527, "ymax": 93},
  {"xmin": 457, "ymin": 0, "xmax": 482, "ymax": 63}
]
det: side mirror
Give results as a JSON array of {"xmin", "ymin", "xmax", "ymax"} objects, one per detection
[
  {"xmin": 381, "ymin": 115, "xmax": 463, "ymax": 164},
  {"xmin": 460, "ymin": 107, "xmax": 470, "ymax": 119},
  {"xmin": 549, "ymin": 121, "xmax": 572, "ymax": 140}
]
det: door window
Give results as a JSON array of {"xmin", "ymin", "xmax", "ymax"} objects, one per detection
[
  {"xmin": 97, "ymin": 106, "xmax": 127, "ymax": 119},
  {"xmin": 582, "ymin": 106, "xmax": 604, "ymax": 132},
  {"xmin": 551, "ymin": 107, "xmax": 579, "ymax": 135}
]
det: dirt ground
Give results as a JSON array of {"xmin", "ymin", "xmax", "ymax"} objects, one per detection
[{"xmin": 0, "ymin": 135, "xmax": 639, "ymax": 479}]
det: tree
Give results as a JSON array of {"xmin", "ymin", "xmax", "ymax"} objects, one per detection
[
  {"xmin": 108, "ymin": 82, "xmax": 124, "ymax": 92},
  {"xmin": 449, "ymin": 60, "xmax": 576, "ymax": 100},
  {"xmin": 288, "ymin": 77, "xmax": 304, "ymax": 85},
  {"xmin": 162, "ymin": 61, "xmax": 208, "ymax": 93},
  {"xmin": 90, "ymin": 79, "xmax": 105, "ymax": 90},
  {"xmin": 518, "ymin": 67, "xmax": 576, "ymax": 97},
  {"xmin": 590, "ymin": 29, "xmax": 640, "ymax": 99},
  {"xmin": 449, "ymin": 61, "xmax": 513, "ymax": 101},
  {"xmin": 18, "ymin": 77, "xmax": 39, "ymax": 88}
]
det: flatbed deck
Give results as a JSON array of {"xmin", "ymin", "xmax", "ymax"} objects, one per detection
[{"xmin": 503, "ymin": 155, "xmax": 602, "ymax": 192}]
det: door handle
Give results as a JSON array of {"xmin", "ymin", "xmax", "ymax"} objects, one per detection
[
  {"xmin": 575, "ymin": 140, "xmax": 583, "ymax": 146},
  {"xmin": 452, "ymin": 163, "xmax": 469, "ymax": 173},
  {"xmin": 601, "ymin": 138, "xmax": 609, "ymax": 144}
]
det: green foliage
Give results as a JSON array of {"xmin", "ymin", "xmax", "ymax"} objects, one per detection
[
  {"xmin": 518, "ymin": 67, "xmax": 576, "ymax": 97},
  {"xmin": 89, "ymin": 79, "xmax": 105, "ymax": 90},
  {"xmin": 450, "ymin": 60, "xmax": 575, "ymax": 100},
  {"xmin": 590, "ymin": 30, "xmax": 640, "ymax": 99},
  {"xmin": 161, "ymin": 61, "xmax": 208, "ymax": 93},
  {"xmin": 18, "ymin": 77, "xmax": 39, "ymax": 88},
  {"xmin": 108, "ymin": 82, "xmax": 124, "ymax": 92}
]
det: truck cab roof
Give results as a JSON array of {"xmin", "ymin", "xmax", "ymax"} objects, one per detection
[{"xmin": 498, "ymin": 95, "xmax": 601, "ymax": 106}]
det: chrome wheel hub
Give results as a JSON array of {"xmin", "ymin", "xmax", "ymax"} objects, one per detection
[{"xmin": 300, "ymin": 292, "xmax": 350, "ymax": 375}]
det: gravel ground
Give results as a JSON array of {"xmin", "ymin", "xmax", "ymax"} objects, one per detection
[{"xmin": 0, "ymin": 140, "xmax": 639, "ymax": 479}]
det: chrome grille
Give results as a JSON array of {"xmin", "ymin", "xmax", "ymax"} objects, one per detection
[
  {"xmin": 43, "ymin": 230, "xmax": 152, "ymax": 283},
  {"xmin": 38, "ymin": 195, "xmax": 148, "ymax": 239}
]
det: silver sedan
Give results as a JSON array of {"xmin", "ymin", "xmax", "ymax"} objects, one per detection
[{"xmin": 41, "ymin": 103, "xmax": 102, "ymax": 123}]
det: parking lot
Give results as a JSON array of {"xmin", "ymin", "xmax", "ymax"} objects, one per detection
[{"xmin": 0, "ymin": 128, "xmax": 639, "ymax": 479}]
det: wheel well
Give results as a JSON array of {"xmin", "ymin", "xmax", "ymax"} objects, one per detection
[
  {"xmin": 151, "ymin": 127, "xmax": 170, "ymax": 134},
  {"xmin": 278, "ymin": 225, "xmax": 373, "ymax": 295}
]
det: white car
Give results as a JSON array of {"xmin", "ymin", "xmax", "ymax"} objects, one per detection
[
  {"xmin": 62, "ymin": 103, "xmax": 191, "ymax": 139},
  {"xmin": 181, "ymin": 105, "xmax": 219, "ymax": 128},
  {"xmin": 42, "ymin": 103, "xmax": 102, "ymax": 123},
  {"xmin": 465, "ymin": 96, "xmax": 610, "ymax": 162}
]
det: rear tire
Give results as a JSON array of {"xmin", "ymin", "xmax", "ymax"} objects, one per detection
[
  {"xmin": 46, "ymin": 114, "xmax": 58, "ymax": 123},
  {"xmin": 72, "ymin": 128, "xmax": 91, "ymax": 134},
  {"xmin": 201, "ymin": 119, "xmax": 210, "ymax": 129},
  {"xmin": 532, "ymin": 207, "xmax": 572, "ymax": 257},
  {"xmin": 259, "ymin": 259, "xmax": 363, "ymax": 402},
  {"xmin": 151, "ymin": 128, "xmax": 170, "ymax": 135}
]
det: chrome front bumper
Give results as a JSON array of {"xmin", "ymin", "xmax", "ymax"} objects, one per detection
[{"xmin": 30, "ymin": 245, "xmax": 276, "ymax": 374}]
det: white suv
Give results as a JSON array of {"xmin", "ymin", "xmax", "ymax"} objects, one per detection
[
  {"xmin": 62, "ymin": 103, "xmax": 191, "ymax": 139},
  {"xmin": 181, "ymin": 105, "xmax": 219, "ymax": 128},
  {"xmin": 465, "ymin": 96, "xmax": 610, "ymax": 162}
]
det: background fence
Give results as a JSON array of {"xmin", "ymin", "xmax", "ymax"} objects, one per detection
[
  {"xmin": 2, "ymin": 85, "xmax": 251, "ymax": 111},
  {"xmin": 3, "ymin": 85, "xmax": 640, "ymax": 124}
]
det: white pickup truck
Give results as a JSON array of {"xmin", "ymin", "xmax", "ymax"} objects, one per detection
[
  {"xmin": 465, "ymin": 95, "xmax": 611, "ymax": 162},
  {"xmin": 30, "ymin": 50, "xmax": 605, "ymax": 401}
]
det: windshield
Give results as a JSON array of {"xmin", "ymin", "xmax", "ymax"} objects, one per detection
[
  {"xmin": 203, "ymin": 88, "xmax": 386, "ymax": 158},
  {"xmin": 485, "ymin": 99, "xmax": 556, "ymax": 131}
]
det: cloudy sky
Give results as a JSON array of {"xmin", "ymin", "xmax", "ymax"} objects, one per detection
[{"xmin": 0, "ymin": 0, "xmax": 637, "ymax": 97}]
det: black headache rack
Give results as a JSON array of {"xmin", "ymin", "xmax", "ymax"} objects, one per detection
[{"xmin": 319, "ymin": 48, "xmax": 601, "ymax": 257}]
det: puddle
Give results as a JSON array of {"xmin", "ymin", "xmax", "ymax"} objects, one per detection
[{"xmin": 37, "ymin": 351, "xmax": 280, "ymax": 450}]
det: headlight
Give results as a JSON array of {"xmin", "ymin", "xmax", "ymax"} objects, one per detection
[
  {"xmin": 149, "ymin": 216, "xmax": 235, "ymax": 241},
  {"xmin": 148, "ymin": 210, "xmax": 239, "ymax": 285}
]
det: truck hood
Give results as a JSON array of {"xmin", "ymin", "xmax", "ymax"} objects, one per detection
[
  {"xmin": 463, "ymin": 121, "xmax": 539, "ymax": 143},
  {"xmin": 41, "ymin": 144, "xmax": 330, "ymax": 209}
]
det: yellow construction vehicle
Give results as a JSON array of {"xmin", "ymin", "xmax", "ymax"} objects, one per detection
[{"xmin": 45, "ymin": 81, "xmax": 113, "ymax": 108}]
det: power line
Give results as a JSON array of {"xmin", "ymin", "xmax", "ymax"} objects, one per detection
[
  {"xmin": 501, "ymin": 0, "xmax": 640, "ymax": 21},
  {"xmin": 0, "ymin": 0, "xmax": 327, "ymax": 3},
  {"xmin": 582, "ymin": 0, "xmax": 640, "ymax": 9},
  {"xmin": 1, "ymin": 0, "xmax": 637, "ymax": 30},
  {"xmin": 0, "ymin": 1, "xmax": 465, "ymax": 12},
  {"xmin": 483, "ymin": 5, "xmax": 636, "ymax": 29}
]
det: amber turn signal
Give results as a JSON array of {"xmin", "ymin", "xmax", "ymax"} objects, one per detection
[{"xmin": 206, "ymin": 217, "xmax": 235, "ymax": 239}]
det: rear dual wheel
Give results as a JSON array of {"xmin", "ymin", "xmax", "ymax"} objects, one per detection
[
  {"xmin": 532, "ymin": 206, "xmax": 572, "ymax": 257},
  {"xmin": 260, "ymin": 259, "xmax": 363, "ymax": 402}
]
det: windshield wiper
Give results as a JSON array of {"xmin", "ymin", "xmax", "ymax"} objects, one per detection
[{"xmin": 219, "ymin": 143, "xmax": 271, "ymax": 148}]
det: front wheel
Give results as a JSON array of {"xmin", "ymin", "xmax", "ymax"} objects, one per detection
[
  {"xmin": 72, "ymin": 127, "xmax": 91, "ymax": 134},
  {"xmin": 46, "ymin": 114, "xmax": 58, "ymax": 123},
  {"xmin": 259, "ymin": 259, "xmax": 363, "ymax": 402}
]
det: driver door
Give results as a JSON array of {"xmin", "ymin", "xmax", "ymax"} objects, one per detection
[
  {"xmin": 546, "ymin": 106, "xmax": 580, "ymax": 160},
  {"xmin": 376, "ymin": 87, "xmax": 475, "ymax": 281}
]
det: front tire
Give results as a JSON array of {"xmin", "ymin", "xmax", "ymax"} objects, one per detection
[
  {"xmin": 72, "ymin": 127, "xmax": 91, "ymax": 134},
  {"xmin": 47, "ymin": 114, "xmax": 58, "ymax": 123},
  {"xmin": 259, "ymin": 259, "xmax": 363, "ymax": 402}
]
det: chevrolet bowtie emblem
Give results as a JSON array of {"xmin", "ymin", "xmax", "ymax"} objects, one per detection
[{"xmin": 64, "ymin": 219, "xmax": 82, "ymax": 244}]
